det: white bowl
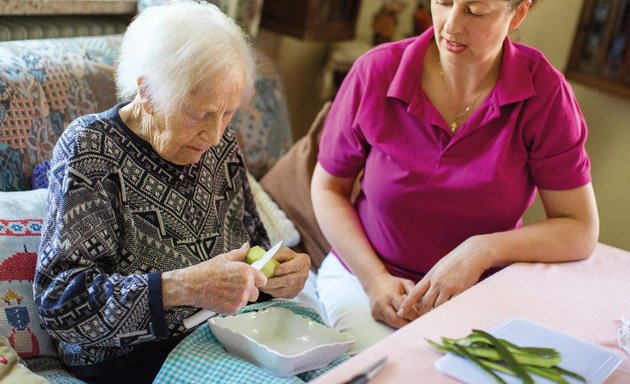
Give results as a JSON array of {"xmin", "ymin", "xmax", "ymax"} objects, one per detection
[{"xmin": 208, "ymin": 307, "xmax": 355, "ymax": 377}]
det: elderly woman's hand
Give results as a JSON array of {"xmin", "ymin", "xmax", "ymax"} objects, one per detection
[
  {"xmin": 162, "ymin": 244, "xmax": 268, "ymax": 314},
  {"xmin": 259, "ymin": 248, "xmax": 310, "ymax": 299}
]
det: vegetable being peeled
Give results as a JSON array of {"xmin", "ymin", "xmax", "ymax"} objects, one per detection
[{"xmin": 246, "ymin": 246, "xmax": 280, "ymax": 278}]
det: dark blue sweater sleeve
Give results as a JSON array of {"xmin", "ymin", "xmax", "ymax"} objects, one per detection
[{"xmin": 34, "ymin": 158, "xmax": 170, "ymax": 347}]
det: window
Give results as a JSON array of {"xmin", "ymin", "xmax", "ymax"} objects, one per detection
[
  {"xmin": 566, "ymin": 0, "xmax": 630, "ymax": 98},
  {"xmin": 260, "ymin": 0, "xmax": 363, "ymax": 42}
]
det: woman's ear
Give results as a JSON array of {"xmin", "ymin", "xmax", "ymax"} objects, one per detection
[
  {"xmin": 136, "ymin": 76, "xmax": 154, "ymax": 115},
  {"xmin": 510, "ymin": 0, "xmax": 532, "ymax": 30}
]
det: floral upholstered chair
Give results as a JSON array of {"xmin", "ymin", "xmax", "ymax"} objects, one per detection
[
  {"xmin": 0, "ymin": 31, "xmax": 291, "ymax": 190},
  {"xmin": 0, "ymin": 2, "xmax": 294, "ymax": 378}
]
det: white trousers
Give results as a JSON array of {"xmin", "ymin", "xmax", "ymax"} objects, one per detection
[
  {"xmin": 289, "ymin": 270, "xmax": 328, "ymax": 321},
  {"xmin": 316, "ymin": 253, "xmax": 394, "ymax": 355}
]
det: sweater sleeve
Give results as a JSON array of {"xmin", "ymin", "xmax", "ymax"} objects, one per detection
[{"xmin": 34, "ymin": 157, "xmax": 169, "ymax": 348}]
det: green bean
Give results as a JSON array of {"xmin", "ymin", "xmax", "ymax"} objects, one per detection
[
  {"xmin": 464, "ymin": 333, "xmax": 560, "ymax": 368},
  {"xmin": 454, "ymin": 334, "xmax": 560, "ymax": 361},
  {"xmin": 427, "ymin": 330, "xmax": 586, "ymax": 384},
  {"xmin": 497, "ymin": 338, "xmax": 560, "ymax": 358},
  {"xmin": 456, "ymin": 344, "xmax": 559, "ymax": 367},
  {"xmin": 472, "ymin": 330, "xmax": 534, "ymax": 384},
  {"xmin": 450, "ymin": 343, "xmax": 509, "ymax": 384},
  {"xmin": 554, "ymin": 365, "xmax": 587, "ymax": 383},
  {"xmin": 426, "ymin": 338, "xmax": 448, "ymax": 353},
  {"xmin": 523, "ymin": 365, "xmax": 569, "ymax": 384}
]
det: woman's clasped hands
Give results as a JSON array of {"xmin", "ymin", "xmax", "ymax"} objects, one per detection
[
  {"xmin": 396, "ymin": 236, "xmax": 492, "ymax": 321},
  {"xmin": 365, "ymin": 273, "xmax": 417, "ymax": 329}
]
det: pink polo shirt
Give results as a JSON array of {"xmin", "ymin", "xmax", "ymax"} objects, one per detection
[{"xmin": 317, "ymin": 28, "xmax": 591, "ymax": 281}]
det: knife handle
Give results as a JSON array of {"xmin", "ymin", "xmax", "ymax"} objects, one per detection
[
  {"xmin": 342, "ymin": 374, "xmax": 369, "ymax": 384},
  {"xmin": 183, "ymin": 309, "xmax": 216, "ymax": 329}
]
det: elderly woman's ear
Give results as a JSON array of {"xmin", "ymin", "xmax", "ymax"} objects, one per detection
[{"xmin": 136, "ymin": 76, "xmax": 155, "ymax": 115}]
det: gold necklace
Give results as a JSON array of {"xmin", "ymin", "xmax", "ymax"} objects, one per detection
[{"xmin": 439, "ymin": 68, "xmax": 494, "ymax": 133}]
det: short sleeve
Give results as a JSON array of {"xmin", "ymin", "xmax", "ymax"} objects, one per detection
[
  {"xmin": 526, "ymin": 77, "xmax": 591, "ymax": 190},
  {"xmin": 317, "ymin": 63, "xmax": 369, "ymax": 178}
]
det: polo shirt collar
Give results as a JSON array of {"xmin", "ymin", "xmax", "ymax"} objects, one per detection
[
  {"xmin": 496, "ymin": 37, "xmax": 535, "ymax": 105},
  {"xmin": 386, "ymin": 28, "xmax": 432, "ymax": 103},
  {"xmin": 386, "ymin": 28, "xmax": 535, "ymax": 108}
]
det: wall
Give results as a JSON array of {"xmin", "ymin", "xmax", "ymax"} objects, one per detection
[
  {"xmin": 256, "ymin": 1, "xmax": 418, "ymax": 138},
  {"xmin": 256, "ymin": 28, "xmax": 327, "ymax": 139},
  {"xmin": 517, "ymin": 0, "xmax": 630, "ymax": 252},
  {"xmin": 257, "ymin": 0, "xmax": 630, "ymax": 251}
]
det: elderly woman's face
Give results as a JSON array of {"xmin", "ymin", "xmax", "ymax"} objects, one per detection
[{"xmin": 150, "ymin": 75, "xmax": 244, "ymax": 165}]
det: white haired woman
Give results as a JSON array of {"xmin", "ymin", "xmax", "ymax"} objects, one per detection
[{"xmin": 34, "ymin": 1, "xmax": 310, "ymax": 382}]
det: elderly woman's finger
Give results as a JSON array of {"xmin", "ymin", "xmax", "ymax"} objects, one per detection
[
  {"xmin": 262, "ymin": 269, "xmax": 305, "ymax": 290},
  {"xmin": 273, "ymin": 252, "xmax": 310, "ymax": 276},
  {"xmin": 256, "ymin": 249, "xmax": 310, "ymax": 299},
  {"xmin": 220, "ymin": 243, "xmax": 249, "ymax": 262},
  {"xmin": 270, "ymin": 248, "xmax": 297, "ymax": 262},
  {"xmin": 247, "ymin": 286, "xmax": 260, "ymax": 302},
  {"xmin": 261, "ymin": 286, "xmax": 294, "ymax": 299},
  {"xmin": 251, "ymin": 268, "xmax": 267, "ymax": 288}
]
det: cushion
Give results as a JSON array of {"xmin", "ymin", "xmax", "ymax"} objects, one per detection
[
  {"xmin": 24, "ymin": 357, "xmax": 87, "ymax": 384},
  {"xmin": 260, "ymin": 103, "xmax": 332, "ymax": 271},
  {"xmin": 0, "ymin": 335, "xmax": 50, "ymax": 383},
  {"xmin": 247, "ymin": 173, "xmax": 300, "ymax": 248},
  {"xmin": 232, "ymin": 52, "xmax": 293, "ymax": 179},
  {"xmin": 0, "ymin": 189, "xmax": 56, "ymax": 359},
  {"xmin": 31, "ymin": 162, "xmax": 51, "ymax": 190},
  {"xmin": 0, "ymin": 35, "xmax": 121, "ymax": 192}
]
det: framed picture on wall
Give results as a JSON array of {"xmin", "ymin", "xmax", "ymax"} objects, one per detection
[{"xmin": 566, "ymin": 0, "xmax": 630, "ymax": 98}]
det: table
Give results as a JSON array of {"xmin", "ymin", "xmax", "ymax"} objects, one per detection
[{"xmin": 311, "ymin": 243, "xmax": 630, "ymax": 383}]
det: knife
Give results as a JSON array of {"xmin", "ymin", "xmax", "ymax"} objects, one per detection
[
  {"xmin": 182, "ymin": 240, "xmax": 283, "ymax": 329},
  {"xmin": 341, "ymin": 356, "xmax": 388, "ymax": 384}
]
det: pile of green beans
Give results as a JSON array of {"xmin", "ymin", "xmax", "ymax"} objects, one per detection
[{"xmin": 428, "ymin": 330, "xmax": 586, "ymax": 384}]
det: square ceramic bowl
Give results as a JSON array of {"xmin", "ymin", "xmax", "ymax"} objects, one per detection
[{"xmin": 208, "ymin": 307, "xmax": 355, "ymax": 377}]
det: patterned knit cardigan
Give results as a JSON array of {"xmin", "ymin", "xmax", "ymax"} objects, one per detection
[{"xmin": 34, "ymin": 103, "xmax": 269, "ymax": 376}]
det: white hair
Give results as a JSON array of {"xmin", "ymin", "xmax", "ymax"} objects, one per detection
[{"xmin": 116, "ymin": 0, "xmax": 256, "ymax": 113}]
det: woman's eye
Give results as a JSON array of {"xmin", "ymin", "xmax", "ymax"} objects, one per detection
[{"xmin": 222, "ymin": 111, "xmax": 234, "ymax": 119}]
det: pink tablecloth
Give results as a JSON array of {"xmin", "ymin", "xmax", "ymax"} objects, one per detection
[{"xmin": 312, "ymin": 243, "xmax": 630, "ymax": 383}]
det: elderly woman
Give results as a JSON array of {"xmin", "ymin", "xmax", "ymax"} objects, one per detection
[{"xmin": 34, "ymin": 1, "xmax": 310, "ymax": 382}]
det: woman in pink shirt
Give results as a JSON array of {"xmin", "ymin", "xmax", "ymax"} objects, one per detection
[{"xmin": 312, "ymin": 0, "xmax": 599, "ymax": 354}]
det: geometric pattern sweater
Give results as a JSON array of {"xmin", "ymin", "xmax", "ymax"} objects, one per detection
[{"xmin": 34, "ymin": 103, "xmax": 269, "ymax": 376}]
